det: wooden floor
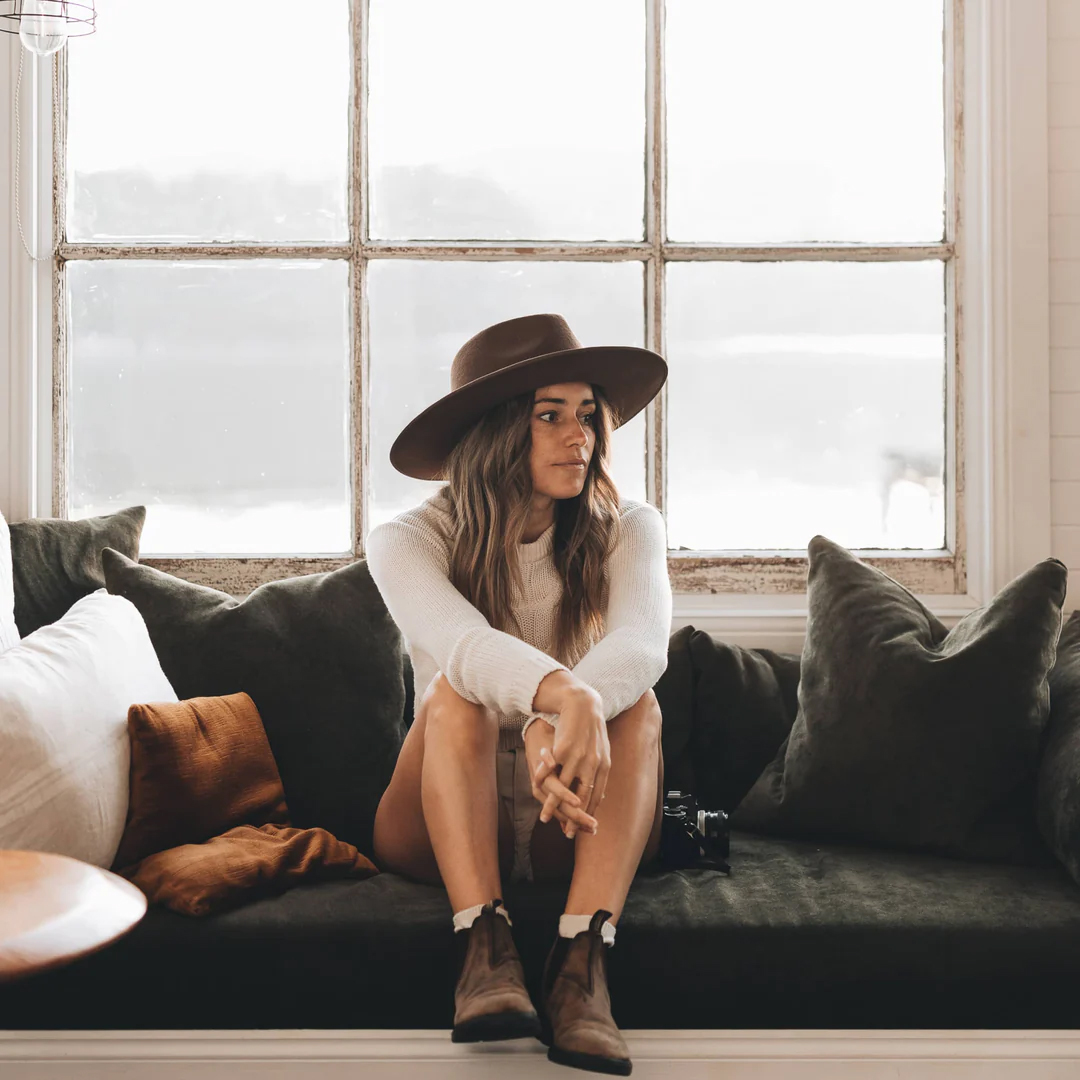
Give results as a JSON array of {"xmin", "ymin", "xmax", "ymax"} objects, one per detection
[{"xmin": 3, "ymin": 1029, "xmax": 1080, "ymax": 1079}]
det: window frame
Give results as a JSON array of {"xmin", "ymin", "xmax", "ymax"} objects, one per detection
[{"xmin": 2, "ymin": 0, "xmax": 1051, "ymax": 639}]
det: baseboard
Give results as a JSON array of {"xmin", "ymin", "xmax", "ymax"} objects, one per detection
[{"xmin": 3, "ymin": 1029, "xmax": 1080, "ymax": 1079}]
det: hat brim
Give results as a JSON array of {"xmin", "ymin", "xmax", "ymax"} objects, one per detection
[{"xmin": 389, "ymin": 345, "xmax": 668, "ymax": 481}]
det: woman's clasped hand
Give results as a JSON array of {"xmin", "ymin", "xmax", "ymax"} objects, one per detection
[{"xmin": 522, "ymin": 687, "xmax": 611, "ymax": 839}]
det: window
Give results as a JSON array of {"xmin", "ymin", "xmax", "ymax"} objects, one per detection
[{"xmin": 55, "ymin": 0, "xmax": 961, "ymax": 595}]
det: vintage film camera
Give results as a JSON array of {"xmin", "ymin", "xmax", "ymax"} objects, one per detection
[{"xmin": 658, "ymin": 789, "xmax": 731, "ymax": 873}]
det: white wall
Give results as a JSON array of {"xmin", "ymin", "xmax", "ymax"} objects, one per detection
[{"xmin": 1051, "ymin": 0, "xmax": 1080, "ymax": 605}]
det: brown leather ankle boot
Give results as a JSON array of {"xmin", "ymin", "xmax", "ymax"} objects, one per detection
[
  {"xmin": 451, "ymin": 898, "xmax": 541, "ymax": 1043},
  {"xmin": 539, "ymin": 909, "xmax": 632, "ymax": 1076}
]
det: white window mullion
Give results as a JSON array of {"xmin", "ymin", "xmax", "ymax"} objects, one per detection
[
  {"xmin": 51, "ymin": 43, "xmax": 67, "ymax": 518},
  {"xmin": 945, "ymin": 0, "xmax": 965, "ymax": 591},
  {"xmin": 352, "ymin": 0, "xmax": 368, "ymax": 558},
  {"xmin": 645, "ymin": 0, "xmax": 665, "ymax": 512}
]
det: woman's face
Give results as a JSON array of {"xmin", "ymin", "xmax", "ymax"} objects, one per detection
[{"xmin": 529, "ymin": 381, "xmax": 596, "ymax": 498}]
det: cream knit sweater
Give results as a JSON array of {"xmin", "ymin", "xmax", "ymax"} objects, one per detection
[{"xmin": 365, "ymin": 489, "xmax": 673, "ymax": 752}]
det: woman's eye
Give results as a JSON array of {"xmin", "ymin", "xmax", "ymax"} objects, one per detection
[{"xmin": 538, "ymin": 411, "xmax": 595, "ymax": 424}]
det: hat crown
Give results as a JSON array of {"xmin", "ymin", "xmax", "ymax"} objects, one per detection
[{"xmin": 451, "ymin": 313, "xmax": 583, "ymax": 391}]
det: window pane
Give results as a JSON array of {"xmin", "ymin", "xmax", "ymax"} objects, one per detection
[
  {"xmin": 366, "ymin": 261, "xmax": 646, "ymax": 529},
  {"xmin": 368, "ymin": 0, "xmax": 645, "ymax": 241},
  {"xmin": 66, "ymin": 0, "xmax": 350, "ymax": 243},
  {"xmin": 667, "ymin": 0, "xmax": 945, "ymax": 243},
  {"xmin": 69, "ymin": 260, "xmax": 351, "ymax": 555},
  {"xmin": 666, "ymin": 261, "xmax": 945, "ymax": 550}
]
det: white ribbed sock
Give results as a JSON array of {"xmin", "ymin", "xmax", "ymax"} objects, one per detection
[
  {"xmin": 453, "ymin": 901, "xmax": 512, "ymax": 933},
  {"xmin": 559, "ymin": 913, "xmax": 616, "ymax": 947}
]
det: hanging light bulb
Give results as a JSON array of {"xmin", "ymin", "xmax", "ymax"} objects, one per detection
[
  {"xmin": 0, "ymin": 2, "xmax": 96, "ymax": 52},
  {"xmin": 1, "ymin": 0, "xmax": 95, "ymax": 263},
  {"xmin": 18, "ymin": 0, "xmax": 70, "ymax": 56}
]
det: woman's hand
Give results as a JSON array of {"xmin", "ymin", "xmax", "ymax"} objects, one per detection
[
  {"xmin": 523, "ymin": 688, "xmax": 610, "ymax": 838},
  {"xmin": 523, "ymin": 714, "xmax": 597, "ymax": 838},
  {"xmin": 524, "ymin": 718, "xmax": 595, "ymax": 837},
  {"xmin": 550, "ymin": 689, "xmax": 611, "ymax": 833}
]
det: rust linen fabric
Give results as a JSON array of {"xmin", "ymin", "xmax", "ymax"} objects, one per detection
[
  {"xmin": 121, "ymin": 823, "xmax": 378, "ymax": 916},
  {"xmin": 112, "ymin": 692, "xmax": 289, "ymax": 872}
]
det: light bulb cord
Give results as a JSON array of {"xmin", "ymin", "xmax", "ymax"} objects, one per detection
[{"xmin": 14, "ymin": 43, "xmax": 56, "ymax": 263}]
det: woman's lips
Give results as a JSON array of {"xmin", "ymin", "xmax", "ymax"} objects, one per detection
[{"xmin": 555, "ymin": 462, "xmax": 586, "ymax": 468}]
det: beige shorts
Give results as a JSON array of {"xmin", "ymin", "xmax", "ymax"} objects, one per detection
[{"xmin": 495, "ymin": 747, "xmax": 542, "ymax": 884}]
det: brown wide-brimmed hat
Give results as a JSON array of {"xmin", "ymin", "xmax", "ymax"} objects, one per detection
[{"xmin": 389, "ymin": 313, "xmax": 668, "ymax": 481}]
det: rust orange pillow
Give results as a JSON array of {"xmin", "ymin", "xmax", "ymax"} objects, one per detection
[
  {"xmin": 120, "ymin": 823, "xmax": 379, "ymax": 916},
  {"xmin": 112, "ymin": 692, "xmax": 289, "ymax": 872}
]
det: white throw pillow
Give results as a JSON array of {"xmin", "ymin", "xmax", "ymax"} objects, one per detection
[
  {"xmin": 0, "ymin": 588, "xmax": 177, "ymax": 868},
  {"xmin": 0, "ymin": 509, "xmax": 18, "ymax": 653}
]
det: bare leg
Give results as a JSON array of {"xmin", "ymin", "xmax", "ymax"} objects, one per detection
[
  {"xmin": 422, "ymin": 678, "xmax": 506, "ymax": 914},
  {"xmin": 530, "ymin": 690, "xmax": 663, "ymax": 924},
  {"xmin": 373, "ymin": 673, "xmax": 513, "ymax": 913}
]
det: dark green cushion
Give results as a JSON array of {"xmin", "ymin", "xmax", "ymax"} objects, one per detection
[
  {"xmin": 1037, "ymin": 610, "xmax": 1080, "ymax": 885},
  {"xmin": 9, "ymin": 506, "xmax": 145, "ymax": 636},
  {"xmin": 653, "ymin": 625, "xmax": 800, "ymax": 812},
  {"xmin": 731, "ymin": 534, "xmax": 1067, "ymax": 864},
  {"xmin": 101, "ymin": 548, "xmax": 408, "ymax": 857},
  {"xmin": 7, "ymin": 830, "xmax": 1080, "ymax": 1030}
]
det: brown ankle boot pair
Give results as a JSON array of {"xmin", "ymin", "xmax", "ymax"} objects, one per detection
[
  {"xmin": 538, "ymin": 909, "xmax": 632, "ymax": 1076},
  {"xmin": 450, "ymin": 898, "xmax": 541, "ymax": 1043}
]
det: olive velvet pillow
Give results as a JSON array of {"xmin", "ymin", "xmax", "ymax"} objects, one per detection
[
  {"xmin": 9, "ymin": 505, "xmax": 145, "ymax": 637},
  {"xmin": 731, "ymin": 534, "xmax": 1067, "ymax": 863},
  {"xmin": 101, "ymin": 548, "xmax": 408, "ymax": 856},
  {"xmin": 653, "ymin": 624, "xmax": 800, "ymax": 812}
]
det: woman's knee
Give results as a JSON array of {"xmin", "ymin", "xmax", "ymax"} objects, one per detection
[
  {"xmin": 610, "ymin": 688, "xmax": 663, "ymax": 748},
  {"xmin": 421, "ymin": 672, "xmax": 499, "ymax": 750}
]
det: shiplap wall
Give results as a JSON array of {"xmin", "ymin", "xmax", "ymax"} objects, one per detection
[{"xmin": 1050, "ymin": 0, "xmax": 1080, "ymax": 605}]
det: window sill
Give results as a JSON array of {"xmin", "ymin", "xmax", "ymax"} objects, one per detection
[{"xmin": 672, "ymin": 590, "xmax": 983, "ymax": 652}]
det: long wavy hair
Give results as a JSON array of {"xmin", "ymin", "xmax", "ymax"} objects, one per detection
[{"xmin": 437, "ymin": 383, "xmax": 624, "ymax": 668}]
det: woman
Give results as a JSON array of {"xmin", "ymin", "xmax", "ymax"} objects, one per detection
[{"xmin": 366, "ymin": 312, "xmax": 672, "ymax": 1077}]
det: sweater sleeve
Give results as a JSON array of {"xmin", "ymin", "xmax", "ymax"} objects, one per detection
[
  {"xmin": 568, "ymin": 502, "xmax": 673, "ymax": 722},
  {"xmin": 365, "ymin": 517, "xmax": 571, "ymax": 719}
]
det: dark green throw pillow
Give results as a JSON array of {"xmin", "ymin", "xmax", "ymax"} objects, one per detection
[
  {"xmin": 653, "ymin": 625, "xmax": 800, "ymax": 812},
  {"xmin": 1036, "ymin": 611, "xmax": 1080, "ymax": 886},
  {"xmin": 10, "ymin": 506, "xmax": 145, "ymax": 636},
  {"xmin": 101, "ymin": 548, "xmax": 408, "ymax": 856},
  {"xmin": 731, "ymin": 535, "xmax": 1067, "ymax": 864},
  {"xmin": 652, "ymin": 626, "xmax": 697, "ymax": 798}
]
